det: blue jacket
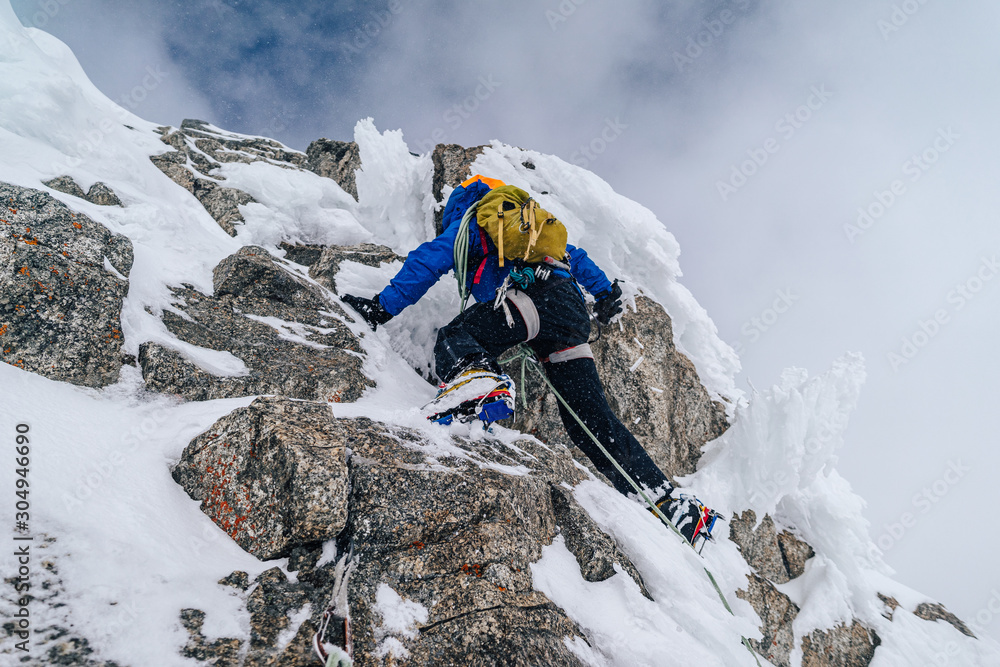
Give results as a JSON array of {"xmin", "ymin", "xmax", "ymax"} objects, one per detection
[{"xmin": 377, "ymin": 179, "xmax": 613, "ymax": 316}]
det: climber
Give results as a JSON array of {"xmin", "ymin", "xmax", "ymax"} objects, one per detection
[{"xmin": 342, "ymin": 175, "xmax": 716, "ymax": 546}]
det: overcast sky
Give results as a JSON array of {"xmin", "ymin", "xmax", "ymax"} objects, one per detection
[{"xmin": 12, "ymin": 0, "xmax": 1000, "ymax": 639}]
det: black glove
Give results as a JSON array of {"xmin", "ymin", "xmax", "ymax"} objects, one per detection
[
  {"xmin": 594, "ymin": 280, "xmax": 623, "ymax": 325},
  {"xmin": 342, "ymin": 293, "xmax": 393, "ymax": 330}
]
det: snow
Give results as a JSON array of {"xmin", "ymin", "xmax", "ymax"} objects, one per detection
[
  {"xmin": 215, "ymin": 160, "xmax": 371, "ymax": 249},
  {"xmin": 372, "ymin": 583, "xmax": 429, "ymax": 659},
  {"xmin": 532, "ymin": 533, "xmax": 760, "ymax": 666},
  {"xmin": 870, "ymin": 610, "xmax": 1000, "ymax": 667},
  {"xmin": 243, "ymin": 314, "xmax": 335, "ymax": 350},
  {"xmin": 2, "ymin": 2, "xmax": 1000, "ymax": 663},
  {"xmin": 1, "ymin": 364, "xmax": 264, "ymax": 665},
  {"xmin": 353, "ymin": 118, "xmax": 436, "ymax": 252},
  {"xmin": 629, "ymin": 355, "xmax": 645, "ymax": 372},
  {"xmin": 275, "ymin": 603, "xmax": 313, "ymax": 652},
  {"xmin": 685, "ymin": 353, "xmax": 890, "ymax": 635}
]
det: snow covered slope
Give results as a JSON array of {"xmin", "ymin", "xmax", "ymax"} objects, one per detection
[{"xmin": 2, "ymin": 3, "xmax": 999, "ymax": 665}]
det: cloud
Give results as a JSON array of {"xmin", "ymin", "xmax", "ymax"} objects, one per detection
[
  {"xmin": 10, "ymin": 0, "xmax": 215, "ymax": 127},
  {"xmin": 8, "ymin": 0, "xmax": 1000, "ymax": 638}
]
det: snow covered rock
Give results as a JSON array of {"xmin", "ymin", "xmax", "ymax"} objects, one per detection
[
  {"xmin": 307, "ymin": 242, "xmax": 402, "ymax": 294},
  {"xmin": 148, "ymin": 141, "xmax": 257, "ymax": 237},
  {"xmin": 279, "ymin": 241, "xmax": 327, "ymax": 268},
  {"xmin": 430, "ymin": 143, "xmax": 485, "ymax": 232},
  {"xmin": 148, "ymin": 118, "xmax": 316, "ymax": 236},
  {"xmin": 168, "ymin": 118, "xmax": 309, "ymax": 168},
  {"xmin": 149, "ymin": 120, "xmax": 366, "ymax": 237},
  {"xmin": 801, "ymin": 622, "xmax": 880, "ymax": 667},
  {"xmin": 730, "ymin": 510, "xmax": 815, "ymax": 586},
  {"xmin": 911, "ymin": 603, "xmax": 976, "ymax": 638},
  {"xmin": 178, "ymin": 609, "xmax": 242, "ymax": 665},
  {"xmin": 549, "ymin": 485, "xmax": 651, "ymax": 599},
  {"xmin": 173, "ymin": 396, "xmax": 652, "ymax": 665},
  {"xmin": 138, "ymin": 245, "xmax": 371, "ymax": 402},
  {"xmin": 343, "ymin": 422, "xmax": 595, "ymax": 665},
  {"xmin": 505, "ymin": 295, "xmax": 729, "ymax": 480},
  {"xmin": 0, "ymin": 536, "xmax": 119, "ymax": 666},
  {"xmin": 306, "ymin": 138, "xmax": 362, "ymax": 200},
  {"xmin": 178, "ymin": 548, "xmax": 350, "ymax": 666},
  {"xmin": 172, "ymin": 396, "xmax": 350, "ymax": 560},
  {"xmin": 43, "ymin": 176, "xmax": 123, "ymax": 207},
  {"xmin": 213, "ymin": 245, "xmax": 328, "ymax": 308},
  {"xmin": 0, "ymin": 181, "xmax": 132, "ymax": 387}
]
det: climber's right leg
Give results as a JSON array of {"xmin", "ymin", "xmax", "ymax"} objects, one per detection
[{"xmin": 542, "ymin": 355, "xmax": 673, "ymax": 498}]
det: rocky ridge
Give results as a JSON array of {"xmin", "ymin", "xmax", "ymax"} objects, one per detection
[
  {"xmin": 0, "ymin": 129, "xmax": 982, "ymax": 665},
  {"xmin": 137, "ymin": 245, "xmax": 373, "ymax": 404},
  {"xmin": 148, "ymin": 119, "xmax": 361, "ymax": 236},
  {"xmin": 170, "ymin": 396, "xmax": 646, "ymax": 665}
]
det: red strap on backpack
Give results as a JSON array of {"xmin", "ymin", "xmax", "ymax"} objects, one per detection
[{"xmin": 473, "ymin": 230, "xmax": 489, "ymax": 284}]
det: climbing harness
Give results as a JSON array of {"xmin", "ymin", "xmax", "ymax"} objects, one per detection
[{"xmin": 499, "ymin": 345, "xmax": 763, "ymax": 666}]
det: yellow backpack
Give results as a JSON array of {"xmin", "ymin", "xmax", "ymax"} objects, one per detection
[{"xmin": 476, "ymin": 185, "xmax": 567, "ymax": 267}]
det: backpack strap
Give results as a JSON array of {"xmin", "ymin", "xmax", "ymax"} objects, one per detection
[
  {"xmin": 495, "ymin": 201, "xmax": 506, "ymax": 267},
  {"xmin": 521, "ymin": 199, "xmax": 538, "ymax": 263}
]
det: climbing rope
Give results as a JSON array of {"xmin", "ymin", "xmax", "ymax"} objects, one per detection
[
  {"xmin": 452, "ymin": 202, "xmax": 480, "ymax": 313},
  {"xmin": 499, "ymin": 344, "xmax": 762, "ymax": 666},
  {"xmin": 452, "ymin": 196, "xmax": 759, "ymax": 662}
]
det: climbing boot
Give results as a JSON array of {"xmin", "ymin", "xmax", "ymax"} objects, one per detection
[
  {"xmin": 425, "ymin": 369, "xmax": 516, "ymax": 425},
  {"xmin": 653, "ymin": 493, "xmax": 723, "ymax": 552}
]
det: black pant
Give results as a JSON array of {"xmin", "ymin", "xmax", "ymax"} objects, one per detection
[{"xmin": 433, "ymin": 278, "xmax": 672, "ymax": 498}]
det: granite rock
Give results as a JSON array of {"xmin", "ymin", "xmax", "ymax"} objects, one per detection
[
  {"xmin": 173, "ymin": 398, "xmax": 656, "ymax": 665},
  {"xmin": 431, "ymin": 143, "xmax": 486, "ymax": 234},
  {"xmin": 138, "ymin": 246, "xmax": 371, "ymax": 403},
  {"xmin": 913, "ymin": 602, "xmax": 976, "ymax": 638},
  {"xmin": 305, "ymin": 138, "xmax": 362, "ymax": 200},
  {"xmin": 308, "ymin": 243, "xmax": 402, "ymax": 294},
  {"xmin": 1, "ymin": 181, "xmax": 131, "ymax": 387},
  {"xmin": 44, "ymin": 176, "xmax": 124, "ymax": 207},
  {"xmin": 171, "ymin": 396, "xmax": 350, "ymax": 560}
]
